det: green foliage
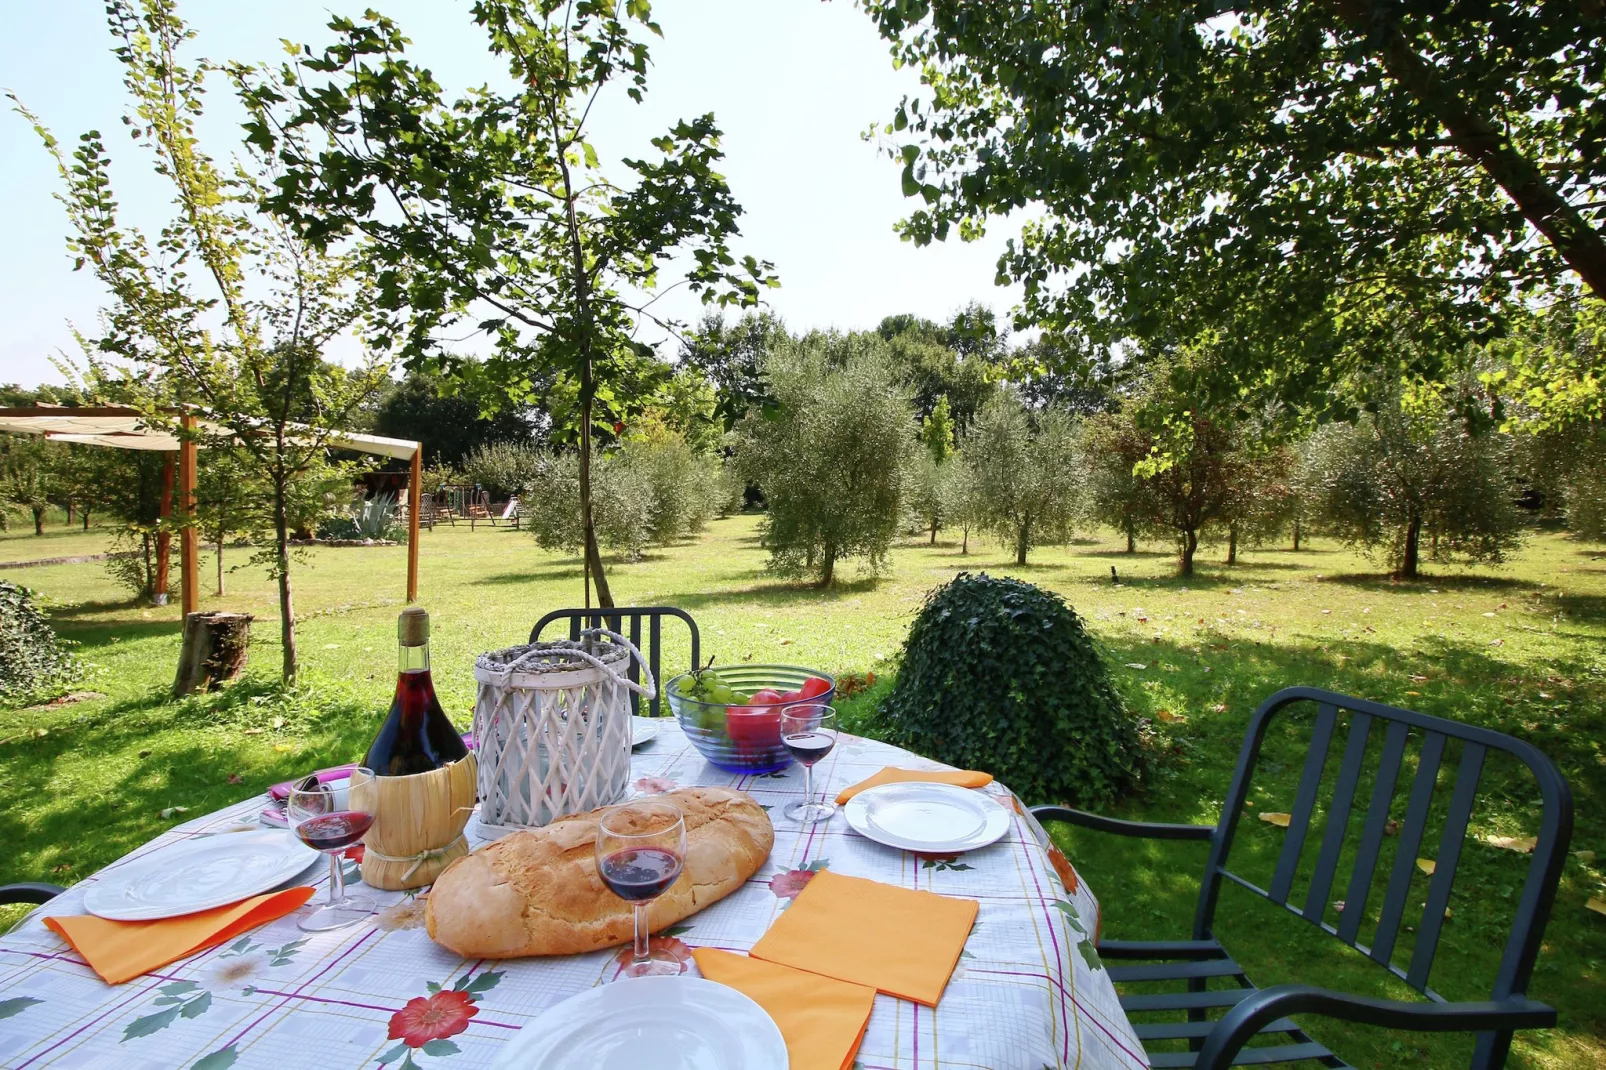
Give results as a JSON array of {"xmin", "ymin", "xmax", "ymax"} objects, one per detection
[
  {"xmin": 959, "ymin": 390, "xmax": 1082, "ymax": 565},
  {"xmin": 522, "ymin": 452, "xmax": 651, "ymax": 562},
  {"xmin": 0, "ymin": 435, "xmax": 58, "ymax": 536},
  {"xmin": 373, "ymin": 372, "xmax": 541, "ymax": 468},
  {"xmin": 734, "ymin": 334, "xmax": 916, "ymax": 584},
  {"xmin": 680, "ymin": 311, "xmax": 790, "ymax": 429},
  {"xmin": 461, "ymin": 442, "xmax": 546, "ymax": 500},
  {"xmin": 0, "ymin": 580, "xmax": 79, "ymax": 706},
  {"xmin": 919, "ymin": 395, "xmax": 955, "ymax": 463},
  {"xmin": 242, "ymin": 0, "xmax": 777, "ymax": 607},
  {"xmin": 613, "ymin": 418, "xmax": 722, "ymax": 544},
  {"xmin": 1300, "ymin": 379, "xmax": 1526, "ymax": 577},
  {"xmin": 319, "ymin": 492, "xmax": 403, "ymax": 542},
  {"xmin": 862, "ymin": 1, "xmax": 1606, "ymax": 408},
  {"xmin": 14, "ymin": 0, "xmax": 389, "ymax": 682},
  {"xmin": 878, "ymin": 573, "xmax": 1142, "ymax": 806}
]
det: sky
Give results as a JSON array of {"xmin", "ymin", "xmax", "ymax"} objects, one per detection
[{"xmin": 0, "ymin": 0, "xmax": 1026, "ymax": 389}]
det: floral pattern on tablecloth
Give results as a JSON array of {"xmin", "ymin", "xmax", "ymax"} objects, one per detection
[{"xmin": 0, "ymin": 720, "xmax": 1146, "ymax": 1069}]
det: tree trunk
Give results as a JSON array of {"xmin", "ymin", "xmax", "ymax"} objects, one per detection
[
  {"xmin": 1125, "ymin": 525, "xmax": 1135, "ymax": 553},
  {"xmin": 1179, "ymin": 527, "xmax": 1198, "ymax": 576},
  {"xmin": 274, "ymin": 474, "xmax": 298, "ymax": 683},
  {"xmin": 155, "ymin": 453, "xmax": 175, "ymax": 604},
  {"xmin": 1016, "ymin": 522, "xmax": 1029, "ymax": 566},
  {"xmin": 1226, "ymin": 523, "xmax": 1239, "ymax": 566},
  {"xmin": 961, "ymin": 525, "xmax": 969, "ymax": 554},
  {"xmin": 32, "ymin": 507, "xmax": 45, "ymax": 536},
  {"xmin": 1325, "ymin": 0, "xmax": 1606, "ymax": 300},
  {"xmin": 929, "ymin": 520, "xmax": 937, "ymax": 545},
  {"xmin": 82, "ymin": 507, "xmax": 91, "ymax": 531},
  {"xmin": 1398, "ymin": 514, "xmax": 1422, "ymax": 579},
  {"xmin": 173, "ymin": 611, "xmax": 253, "ymax": 698},
  {"xmin": 819, "ymin": 543, "xmax": 836, "ymax": 586},
  {"xmin": 65, "ymin": 499, "xmax": 73, "ymax": 526},
  {"xmin": 1292, "ymin": 517, "xmax": 1301, "ymax": 552},
  {"xmin": 216, "ymin": 534, "xmax": 225, "ymax": 596}
]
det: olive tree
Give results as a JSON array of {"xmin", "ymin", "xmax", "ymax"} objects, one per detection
[
  {"xmin": 1301, "ymin": 380, "xmax": 1525, "ymax": 577},
  {"xmin": 735, "ymin": 336, "xmax": 916, "ymax": 584},
  {"xmin": 961, "ymin": 389, "xmax": 1082, "ymax": 565}
]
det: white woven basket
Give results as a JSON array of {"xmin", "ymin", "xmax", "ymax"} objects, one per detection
[{"xmin": 471, "ymin": 629, "xmax": 654, "ymax": 838}]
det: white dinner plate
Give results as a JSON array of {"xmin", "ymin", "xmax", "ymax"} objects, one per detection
[
  {"xmin": 844, "ymin": 781, "xmax": 1012, "ymax": 854},
  {"xmin": 83, "ymin": 830, "xmax": 321, "ymax": 921},
  {"xmin": 632, "ymin": 716, "xmax": 661, "ymax": 748},
  {"xmin": 488, "ymin": 976, "xmax": 787, "ymax": 1070}
]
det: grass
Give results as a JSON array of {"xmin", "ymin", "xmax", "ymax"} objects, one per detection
[{"xmin": 2, "ymin": 511, "xmax": 1603, "ymax": 1068}]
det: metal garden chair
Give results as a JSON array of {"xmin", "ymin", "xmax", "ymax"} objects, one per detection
[
  {"xmin": 1033, "ymin": 686, "xmax": 1572, "ymax": 1070},
  {"xmin": 0, "ymin": 883, "xmax": 64, "ymax": 906},
  {"xmin": 530, "ymin": 606, "xmax": 701, "ymax": 718}
]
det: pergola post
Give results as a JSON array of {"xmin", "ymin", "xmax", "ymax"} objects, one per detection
[
  {"xmin": 180, "ymin": 414, "xmax": 198, "ymax": 617},
  {"xmin": 407, "ymin": 446, "xmax": 421, "ymax": 603}
]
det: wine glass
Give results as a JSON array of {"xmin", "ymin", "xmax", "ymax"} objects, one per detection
[
  {"xmin": 287, "ymin": 768, "xmax": 377, "ymax": 932},
  {"xmin": 781, "ymin": 703, "xmax": 838, "ymax": 824},
  {"xmin": 595, "ymin": 801, "xmax": 688, "ymax": 979}
]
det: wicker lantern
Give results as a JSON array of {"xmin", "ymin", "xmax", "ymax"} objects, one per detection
[{"xmin": 471, "ymin": 630, "xmax": 653, "ymax": 838}]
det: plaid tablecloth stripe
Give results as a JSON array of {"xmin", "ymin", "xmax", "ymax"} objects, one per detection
[{"xmin": 0, "ymin": 721, "xmax": 1146, "ymax": 1069}]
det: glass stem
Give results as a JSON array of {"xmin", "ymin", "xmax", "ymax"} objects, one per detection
[
  {"xmin": 633, "ymin": 902, "xmax": 649, "ymax": 963},
  {"xmin": 327, "ymin": 853, "xmax": 346, "ymax": 906},
  {"xmin": 803, "ymin": 763, "xmax": 814, "ymax": 809}
]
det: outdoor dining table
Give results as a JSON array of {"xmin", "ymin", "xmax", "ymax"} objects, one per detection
[{"xmin": 0, "ymin": 719, "xmax": 1148, "ymax": 1070}]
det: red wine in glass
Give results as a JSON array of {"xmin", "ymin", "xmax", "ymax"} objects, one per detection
[
  {"xmin": 598, "ymin": 847, "xmax": 685, "ymax": 902},
  {"xmin": 294, "ymin": 811, "xmax": 375, "ymax": 852},
  {"xmin": 783, "ymin": 730, "xmax": 836, "ymax": 767}
]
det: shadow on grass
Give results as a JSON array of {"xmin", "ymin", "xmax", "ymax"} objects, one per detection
[
  {"xmin": 659, "ymin": 575, "xmax": 885, "ymax": 611},
  {"xmin": 1318, "ymin": 572, "xmax": 1537, "ymax": 593}
]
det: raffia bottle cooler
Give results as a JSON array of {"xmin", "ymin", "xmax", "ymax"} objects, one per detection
[
  {"xmin": 352, "ymin": 608, "xmax": 477, "ymax": 890},
  {"xmin": 471, "ymin": 630, "xmax": 654, "ymax": 838}
]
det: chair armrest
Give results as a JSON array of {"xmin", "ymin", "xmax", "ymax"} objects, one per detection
[
  {"xmin": 1195, "ymin": 984, "xmax": 1556, "ymax": 1070},
  {"xmin": 1031, "ymin": 805, "xmax": 1215, "ymax": 841},
  {"xmin": 0, "ymin": 882, "xmax": 66, "ymax": 906}
]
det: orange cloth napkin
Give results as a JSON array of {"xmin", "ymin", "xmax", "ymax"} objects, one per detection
[
  {"xmin": 695, "ymin": 948, "xmax": 875, "ymax": 1070},
  {"xmin": 835, "ymin": 766, "xmax": 993, "ymax": 804},
  {"xmin": 749, "ymin": 870, "xmax": 977, "ymax": 1006},
  {"xmin": 45, "ymin": 887, "xmax": 315, "ymax": 985}
]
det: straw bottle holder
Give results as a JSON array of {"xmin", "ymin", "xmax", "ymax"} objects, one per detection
[
  {"xmin": 472, "ymin": 630, "xmax": 654, "ymax": 837},
  {"xmin": 352, "ymin": 756, "xmax": 477, "ymax": 891}
]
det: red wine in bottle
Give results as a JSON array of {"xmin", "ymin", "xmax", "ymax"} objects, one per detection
[{"xmin": 365, "ymin": 608, "xmax": 469, "ymax": 777}]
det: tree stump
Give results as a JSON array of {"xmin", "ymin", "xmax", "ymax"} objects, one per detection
[{"xmin": 173, "ymin": 612, "xmax": 253, "ymax": 698}]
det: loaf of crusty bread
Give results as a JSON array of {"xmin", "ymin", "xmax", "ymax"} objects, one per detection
[{"xmin": 425, "ymin": 786, "xmax": 773, "ymax": 958}]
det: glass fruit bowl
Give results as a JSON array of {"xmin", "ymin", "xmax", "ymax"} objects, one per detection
[{"xmin": 664, "ymin": 664, "xmax": 837, "ymax": 773}]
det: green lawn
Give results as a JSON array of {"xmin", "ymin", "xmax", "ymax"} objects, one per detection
[{"xmin": 2, "ymin": 513, "xmax": 1603, "ymax": 1069}]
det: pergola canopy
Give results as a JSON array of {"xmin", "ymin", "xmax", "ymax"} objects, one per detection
[{"xmin": 0, "ymin": 405, "xmax": 424, "ymax": 610}]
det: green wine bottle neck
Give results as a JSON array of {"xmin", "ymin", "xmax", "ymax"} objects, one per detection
[{"xmin": 398, "ymin": 639, "xmax": 431, "ymax": 674}]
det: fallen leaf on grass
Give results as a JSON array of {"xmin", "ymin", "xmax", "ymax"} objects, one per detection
[
  {"xmin": 1587, "ymin": 898, "xmax": 1606, "ymax": 918},
  {"xmin": 159, "ymin": 806, "xmax": 189, "ymax": 819},
  {"xmin": 273, "ymin": 744, "xmax": 294, "ymax": 753},
  {"xmin": 1210, "ymin": 703, "xmax": 1228, "ymax": 713},
  {"xmin": 1417, "ymin": 858, "xmax": 1436, "ymax": 876},
  {"xmin": 227, "ymin": 773, "xmax": 244, "ymax": 785},
  {"xmin": 1385, "ymin": 819, "xmax": 1401, "ymax": 836},
  {"xmin": 242, "ymin": 728, "xmax": 264, "ymax": 735},
  {"xmin": 1155, "ymin": 709, "xmax": 1188, "ymax": 724},
  {"xmin": 1405, "ymin": 690, "xmax": 1421, "ymax": 696},
  {"xmin": 1124, "ymin": 663, "xmax": 1148, "ymax": 670},
  {"xmin": 1482, "ymin": 612, "xmax": 1496, "ymax": 618},
  {"xmin": 1259, "ymin": 812, "xmax": 1291, "ymax": 828},
  {"xmin": 1575, "ymin": 851, "xmax": 1596, "ymax": 864},
  {"xmin": 1489, "ymin": 639, "xmax": 1504, "ymax": 647},
  {"xmin": 1409, "ymin": 674, "xmax": 1428, "ymax": 682},
  {"xmin": 51, "ymin": 863, "xmax": 72, "ymax": 874},
  {"xmin": 1485, "ymin": 835, "xmax": 1537, "ymax": 853},
  {"xmin": 271, "ymin": 717, "xmax": 286, "ymax": 730}
]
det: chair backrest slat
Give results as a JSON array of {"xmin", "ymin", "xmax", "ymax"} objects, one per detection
[
  {"xmin": 1301, "ymin": 711, "xmax": 1373, "ymax": 921},
  {"xmin": 531, "ymin": 607, "xmax": 701, "ymax": 718},
  {"xmin": 1371, "ymin": 730, "xmax": 1447, "ymax": 967},
  {"xmin": 1197, "ymin": 687, "xmax": 1572, "ymax": 1009},
  {"xmin": 1337, "ymin": 718, "xmax": 1410, "ymax": 945},
  {"xmin": 1407, "ymin": 742, "xmax": 1486, "ymax": 989},
  {"xmin": 1269, "ymin": 702, "xmax": 1339, "ymax": 904}
]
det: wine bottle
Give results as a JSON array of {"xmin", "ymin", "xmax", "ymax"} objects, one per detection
[{"xmin": 365, "ymin": 608, "xmax": 469, "ymax": 777}]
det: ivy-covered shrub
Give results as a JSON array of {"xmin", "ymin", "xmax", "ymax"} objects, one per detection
[
  {"xmin": 0, "ymin": 580, "xmax": 78, "ymax": 705},
  {"xmin": 878, "ymin": 572, "xmax": 1143, "ymax": 806}
]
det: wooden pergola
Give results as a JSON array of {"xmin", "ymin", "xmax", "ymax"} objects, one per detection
[{"xmin": 0, "ymin": 406, "xmax": 424, "ymax": 613}]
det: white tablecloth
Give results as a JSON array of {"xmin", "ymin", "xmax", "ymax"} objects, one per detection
[{"xmin": 0, "ymin": 720, "xmax": 1146, "ymax": 1069}]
